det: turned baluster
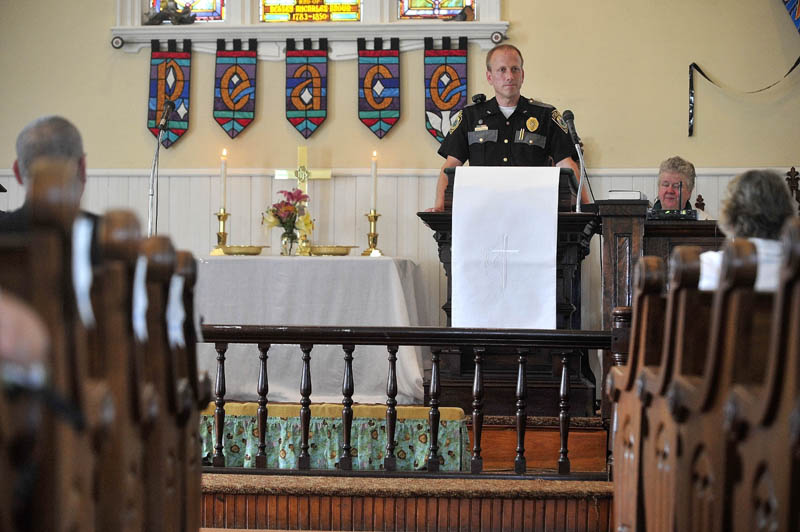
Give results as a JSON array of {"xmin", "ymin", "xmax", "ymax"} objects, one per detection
[
  {"xmin": 339, "ymin": 344, "xmax": 355, "ymax": 471},
  {"xmin": 255, "ymin": 343, "xmax": 270, "ymax": 468},
  {"xmin": 471, "ymin": 347, "xmax": 485, "ymax": 474},
  {"xmin": 427, "ymin": 347, "xmax": 442, "ymax": 472},
  {"xmin": 558, "ymin": 352, "xmax": 572, "ymax": 475},
  {"xmin": 212, "ymin": 342, "xmax": 227, "ymax": 467},
  {"xmin": 384, "ymin": 345, "xmax": 399, "ymax": 471},
  {"xmin": 608, "ymin": 306, "xmax": 632, "ymax": 479},
  {"xmin": 515, "ymin": 348, "xmax": 529, "ymax": 474},
  {"xmin": 298, "ymin": 344, "xmax": 313, "ymax": 470}
]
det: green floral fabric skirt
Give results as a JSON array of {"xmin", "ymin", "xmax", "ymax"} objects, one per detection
[{"xmin": 200, "ymin": 413, "xmax": 470, "ymax": 471}]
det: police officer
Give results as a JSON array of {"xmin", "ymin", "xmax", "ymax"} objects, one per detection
[{"xmin": 429, "ymin": 44, "xmax": 584, "ymax": 211}]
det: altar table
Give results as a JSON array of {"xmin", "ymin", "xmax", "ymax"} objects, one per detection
[{"xmin": 195, "ymin": 256, "xmax": 428, "ymax": 405}]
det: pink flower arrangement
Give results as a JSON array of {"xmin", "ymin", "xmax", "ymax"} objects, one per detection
[{"xmin": 262, "ymin": 188, "xmax": 309, "ymax": 237}]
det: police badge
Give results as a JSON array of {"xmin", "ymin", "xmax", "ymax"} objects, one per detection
[
  {"xmin": 449, "ymin": 110, "xmax": 462, "ymax": 134},
  {"xmin": 526, "ymin": 117, "xmax": 539, "ymax": 132},
  {"xmin": 552, "ymin": 110, "xmax": 569, "ymax": 134}
]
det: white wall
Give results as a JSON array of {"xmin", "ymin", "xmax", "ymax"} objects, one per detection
[{"xmin": 3, "ymin": 166, "xmax": 776, "ymax": 330}]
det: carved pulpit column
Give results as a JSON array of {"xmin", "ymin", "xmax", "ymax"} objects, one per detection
[{"xmin": 595, "ymin": 199, "xmax": 647, "ymax": 418}]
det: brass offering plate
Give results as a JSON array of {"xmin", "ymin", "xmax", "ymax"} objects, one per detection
[
  {"xmin": 221, "ymin": 245, "xmax": 266, "ymax": 256},
  {"xmin": 310, "ymin": 245, "xmax": 357, "ymax": 256}
]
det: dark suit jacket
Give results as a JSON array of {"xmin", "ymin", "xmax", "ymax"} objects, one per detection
[
  {"xmin": 0, "ymin": 205, "xmax": 32, "ymax": 233},
  {"xmin": 0, "ymin": 205, "xmax": 100, "ymax": 264}
]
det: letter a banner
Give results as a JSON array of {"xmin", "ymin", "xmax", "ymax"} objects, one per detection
[
  {"xmin": 286, "ymin": 38, "xmax": 328, "ymax": 138},
  {"xmin": 148, "ymin": 39, "xmax": 191, "ymax": 148},
  {"xmin": 358, "ymin": 38, "xmax": 400, "ymax": 139},
  {"xmin": 214, "ymin": 39, "xmax": 257, "ymax": 139},
  {"xmin": 424, "ymin": 37, "xmax": 468, "ymax": 143}
]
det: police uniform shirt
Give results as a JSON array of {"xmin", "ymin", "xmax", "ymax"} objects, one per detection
[{"xmin": 438, "ymin": 96, "xmax": 577, "ymax": 167}]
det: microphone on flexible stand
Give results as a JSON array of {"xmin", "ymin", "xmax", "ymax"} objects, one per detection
[
  {"xmin": 562, "ymin": 110, "xmax": 591, "ymax": 212},
  {"xmin": 562, "ymin": 109, "xmax": 581, "ymax": 145},
  {"xmin": 158, "ymin": 100, "xmax": 176, "ymax": 131},
  {"xmin": 148, "ymin": 100, "xmax": 176, "ymax": 236}
]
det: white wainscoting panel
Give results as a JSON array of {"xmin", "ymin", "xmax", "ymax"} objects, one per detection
[{"xmin": 5, "ymin": 167, "xmax": 793, "ymax": 328}]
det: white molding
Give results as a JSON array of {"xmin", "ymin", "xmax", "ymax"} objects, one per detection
[
  {"xmin": 112, "ymin": 0, "xmax": 508, "ymax": 60},
  {"xmin": 586, "ymin": 167, "xmax": 789, "ymax": 177},
  {"xmin": 110, "ymin": 21, "xmax": 509, "ymax": 60},
  {"xmin": 0, "ymin": 167, "xmax": 791, "ymax": 179}
]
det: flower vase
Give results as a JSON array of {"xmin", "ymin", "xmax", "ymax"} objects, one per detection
[{"xmin": 280, "ymin": 230, "xmax": 298, "ymax": 256}]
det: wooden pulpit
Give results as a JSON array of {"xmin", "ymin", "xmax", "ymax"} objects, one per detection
[{"xmin": 418, "ymin": 168, "xmax": 599, "ymax": 416}]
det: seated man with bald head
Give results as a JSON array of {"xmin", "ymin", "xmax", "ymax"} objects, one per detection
[{"xmin": 0, "ymin": 115, "xmax": 87, "ymax": 232}]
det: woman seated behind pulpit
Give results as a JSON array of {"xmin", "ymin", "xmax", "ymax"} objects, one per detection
[{"xmin": 698, "ymin": 169, "xmax": 796, "ymax": 292}]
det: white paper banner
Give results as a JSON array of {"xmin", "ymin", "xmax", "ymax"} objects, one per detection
[
  {"xmin": 132, "ymin": 255, "xmax": 149, "ymax": 343},
  {"xmin": 71, "ymin": 215, "xmax": 95, "ymax": 328},
  {"xmin": 166, "ymin": 274, "xmax": 186, "ymax": 350},
  {"xmin": 451, "ymin": 166, "xmax": 559, "ymax": 329}
]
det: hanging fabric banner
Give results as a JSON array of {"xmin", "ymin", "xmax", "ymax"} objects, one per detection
[
  {"xmin": 688, "ymin": 55, "xmax": 800, "ymax": 136},
  {"xmin": 424, "ymin": 37, "xmax": 468, "ymax": 143},
  {"xmin": 148, "ymin": 39, "xmax": 191, "ymax": 148},
  {"xmin": 285, "ymin": 38, "xmax": 328, "ymax": 139},
  {"xmin": 214, "ymin": 38, "xmax": 257, "ymax": 139},
  {"xmin": 358, "ymin": 37, "xmax": 400, "ymax": 139},
  {"xmin": 784, "ymin": 0, "xmax": 800, "ymax": 33}
]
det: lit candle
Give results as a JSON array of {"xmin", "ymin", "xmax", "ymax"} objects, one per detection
[
  {"xmin": 370, "ymin": 150, "xmax": 378, "ymax": 211},
  {"xmin": 297, "ymin": 145, "xmax": 308, "ymax": 169},
  {"xmin": 220, "ymin": 148, "xmax": 228, "ymax": 210}
]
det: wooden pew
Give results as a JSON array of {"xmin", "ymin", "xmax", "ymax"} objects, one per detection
[
  {"xmin": 173, "ymin": 250, "xmax": 211, "ymax": 532},
  {"xmin": 724, "ymin": 218, "xmax": 800, "ymax": 532},
  {"xmin": 638, "ymin": 246, "xmax": 711, "ymax": 532},
  {"xmin": 0, "ymin": 392, "xmax": 12, "ymax": 532},
  {"xmin": 0, "ymin": 292, "xmax": 49, "ymax": 532},
  {"xmin": 668, "ymin": 239, "xmax": 772, "ymax": 532},
  {"xmin": 607, "ymin": 256, "xmax": 667, "ymax": 532},
  {"xmin": 90, "ymin": 210, "xmax": 148, "ymax": 532},
  {"xmin": 140, "ymin": 236, "xmax": 182, "ymax": 532},
  {"xmin": 0, "ymin": 162, "xmax": 101, "ymax": 532}
]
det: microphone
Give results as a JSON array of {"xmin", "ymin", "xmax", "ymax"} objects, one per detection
[
  {"xmin": 158, "ymin": 100, "xmax": 176, "ymax": 131},
  {"xmin": 562, "ymin": 109, "xmax": 591, "ymax": 212},
  {"xmin": 562, "ymin": 109, "xmax": 581, "ymax": 145}
]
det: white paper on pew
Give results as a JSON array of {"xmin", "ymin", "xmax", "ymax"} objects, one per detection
[
  {"xmin": 71, "ymin": 215, "xmax": 95, "ymax": 328},
  {"xmin": 132, "ymin": 255, "xmax": 149, "ymax": 343},
  {"xmin": 166, "ymin": 274, "xmax": 186, "ymax": 349},
  {"xmin": 451, "ymin": 166, "xmax": 559, "ymax": 329}
]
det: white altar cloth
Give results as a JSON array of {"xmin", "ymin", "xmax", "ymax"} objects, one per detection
[
  {"xmin": 451, "ymin": 166, "xmax": 559, "ymax": 329},
  {"xmin": 195, "ymin": 256, "xmax": 428, "ymax": 404}
]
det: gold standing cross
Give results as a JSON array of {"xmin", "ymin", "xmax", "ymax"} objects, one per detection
[
  {"xmin": 274, "ymin": 147, "xmax": 331, "ymax": 254},
  {"xmin": 274, "ymin": 146, "xmax": 331, "ymax": 194}
]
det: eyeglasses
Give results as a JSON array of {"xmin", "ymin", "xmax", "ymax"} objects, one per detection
[{"xmin": 659, "ymin": 181, "xmax": 684, "ymax": 190}]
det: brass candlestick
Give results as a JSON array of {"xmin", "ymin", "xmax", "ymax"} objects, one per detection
[
  {"xmin": 361, "ymin": 209, "xmax": 383, "ymax": 256},
  {"xmin": 211, "ymin": 208, "xmax": 230, "ymax": 255},
  {"xmin": 297, "ymin": 232, "xmax": 312, "ymax": 256}
]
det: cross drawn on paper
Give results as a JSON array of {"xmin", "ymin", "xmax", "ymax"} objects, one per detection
[{"xmin": 485, "ymin": 233, "xmax": 520, "ymax": 292}]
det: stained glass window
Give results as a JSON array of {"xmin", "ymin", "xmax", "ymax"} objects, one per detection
[
  {"xmin": 398, "ymin": 0, "xmax": 472, "ymax": 19},
  {"xmin": 149, "ymin": 0, "xmax": 225, "ymax": 21},
  {"xmin": 262, "ymin": 0, "xmax": 361, "ymax": 22}
]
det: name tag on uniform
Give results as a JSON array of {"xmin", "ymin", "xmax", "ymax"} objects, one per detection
[{"xmin": 474, "ymin": 125, "xmax": 488, "ymax": 132}]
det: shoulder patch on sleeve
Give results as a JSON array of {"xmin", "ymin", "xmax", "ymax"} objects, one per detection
[
  {"xmin": 449, "ymin": 110, "xmax": 463, "ymax": 134},
  {"xmin": 551, "ymin": 109, "xmax": 569, "ymax": 134}
]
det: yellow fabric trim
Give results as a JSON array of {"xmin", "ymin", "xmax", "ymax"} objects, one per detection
[{"xmin": 201, "ymin": 402, "xmax": 465, "ymax": 421}]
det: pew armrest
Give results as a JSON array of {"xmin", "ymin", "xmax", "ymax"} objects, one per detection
[{"xmin": 666, "ymin": 375, "xmax": 703, "ymax": 422}]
